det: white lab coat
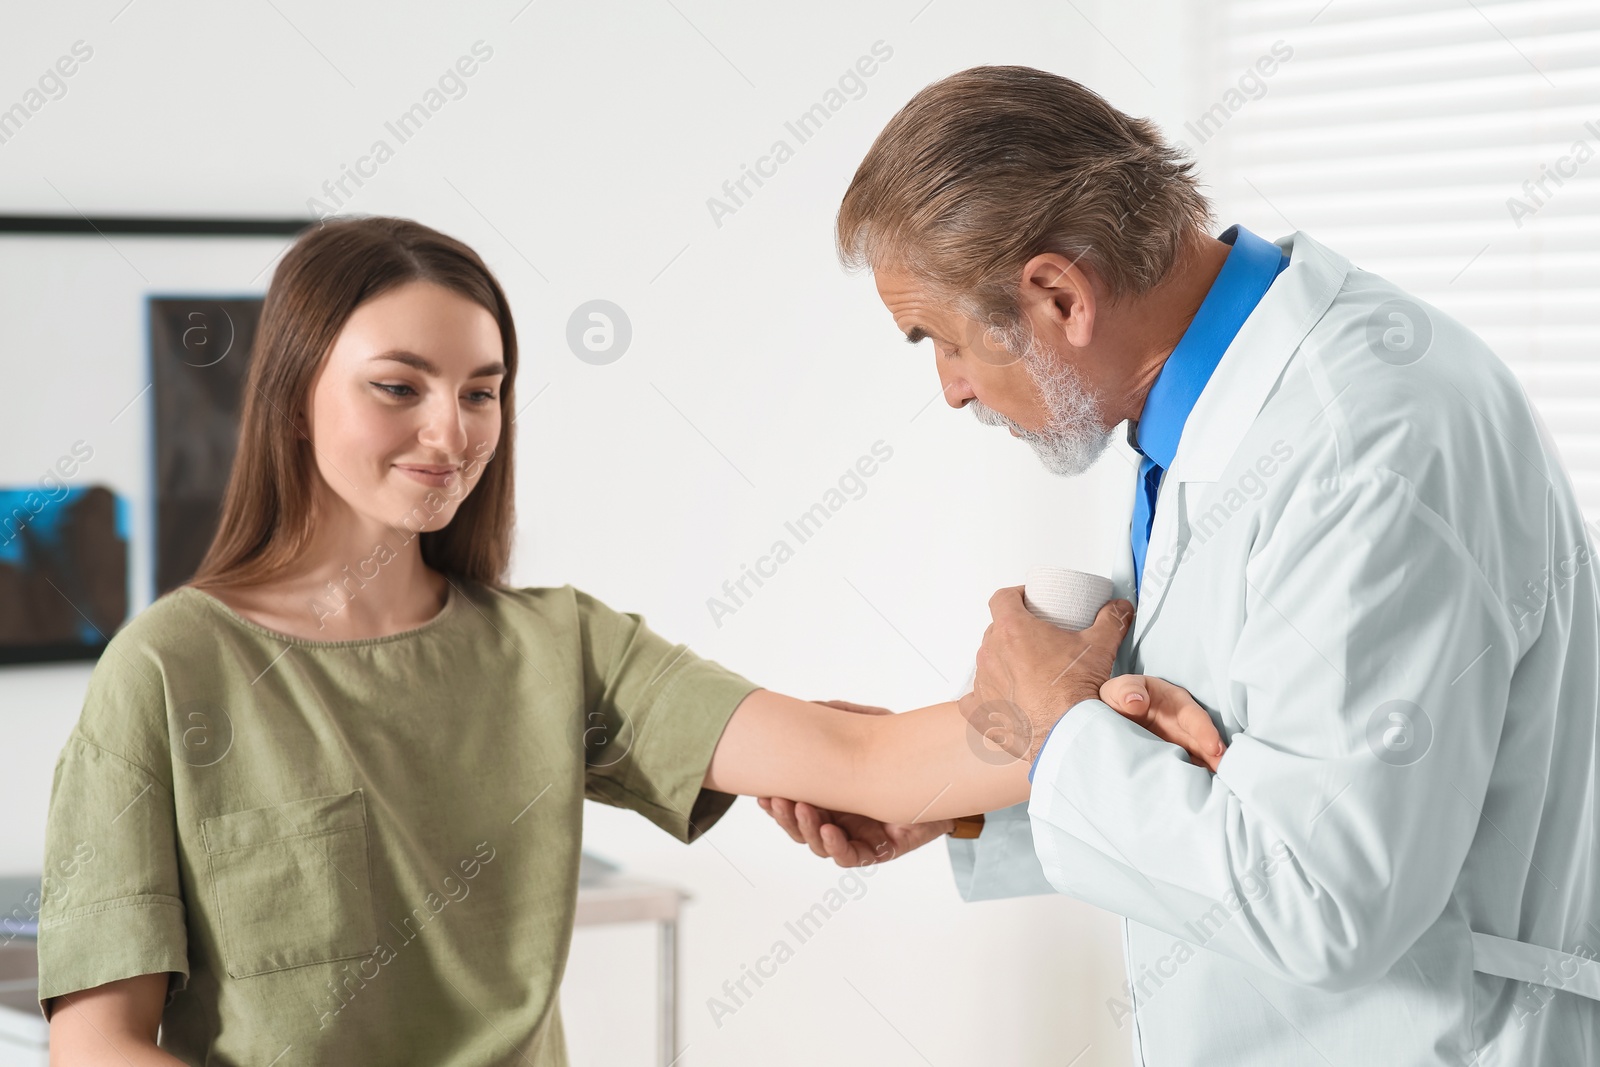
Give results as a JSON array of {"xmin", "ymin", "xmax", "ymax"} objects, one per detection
[{"xmin": 951, "ymin": 230, "xmax": 1600, "ymax": 1066}]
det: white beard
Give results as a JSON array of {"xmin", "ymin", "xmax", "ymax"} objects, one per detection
[{"xmin": 968, "ymin": 335, "xmax": 1114, "ymax": 477}]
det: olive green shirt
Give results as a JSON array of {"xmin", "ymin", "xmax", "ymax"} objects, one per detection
[{"xmin": 37, "ymin": 579, "xmax": 760, "ymax": 1065}]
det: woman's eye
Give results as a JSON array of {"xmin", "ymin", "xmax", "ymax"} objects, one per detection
[{"xmin": 373, "ymin": 382, "xmax": 498, "ymax": 403}]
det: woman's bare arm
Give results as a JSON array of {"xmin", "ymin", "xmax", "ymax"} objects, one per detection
[
  {"xmin": 703, "ymin": 689, "xmax": 1030, "ymax": 823},
  {"xmin": 48, "ymin": 973, "xmax": 185, "ymax": 1066}
]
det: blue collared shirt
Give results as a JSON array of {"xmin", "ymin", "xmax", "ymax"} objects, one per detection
[
  {"xmin": 1028, "ymin": 224, "xmax": 1288, "ymax": 783},
  {"xmin": 1130, "ymin": 225, "xmax": 1290, "ymax": 592}
]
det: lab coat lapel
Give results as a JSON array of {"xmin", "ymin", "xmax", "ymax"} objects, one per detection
[{"xmin": 1130, "ymin": 232, "xmax": 1351, "ymax": 652}]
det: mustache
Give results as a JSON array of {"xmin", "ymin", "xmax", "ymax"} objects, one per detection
[
  {"xmin": 968, "ymin": 399, "xmax": 1013, "ymax": 429},
  {"xmin": 969, "ymin": 399, "xmax": 1043, "ymax": 440}
]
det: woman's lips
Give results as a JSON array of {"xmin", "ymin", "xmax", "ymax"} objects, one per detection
[{"xmin": 394, "ymin": 464, "xmax": 458, "ymax": 487}]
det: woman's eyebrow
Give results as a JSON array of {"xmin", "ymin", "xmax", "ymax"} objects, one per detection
[{"xmin": 371, "ymin": 349, "xmax": 507, "ymax": 378}]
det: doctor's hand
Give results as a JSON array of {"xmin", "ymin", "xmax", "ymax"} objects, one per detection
[
  {"xmin": 756, "ymin": 700, "xmax": 953, "ymax": 869},
  {"xmin": 962, "ymin": 589, "xmax": 1135, "ymax": 763},
  {"xmin": 1100, "ymin": 674, "xmax": 1227, "ymax": 772}
]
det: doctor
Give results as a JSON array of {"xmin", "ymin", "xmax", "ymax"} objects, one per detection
[{"xmin": 763, "ymin": 66, "xmax": 1600, "ymax": 1064}]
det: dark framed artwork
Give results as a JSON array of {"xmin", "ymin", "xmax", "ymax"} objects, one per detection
[
  {"xmin": 149, "ymin": 295, "xmax": 266, "ymax": 596},
  {"xmin": 0, "ymin": 215, "xmax": 314, "ymax": 665}
]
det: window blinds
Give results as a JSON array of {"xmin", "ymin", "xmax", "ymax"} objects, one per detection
[{"xmin": 1197, "ymin": 0, "xmax": 1600, "ymax": 521}]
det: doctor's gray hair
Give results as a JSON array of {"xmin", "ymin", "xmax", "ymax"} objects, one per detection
[{"xmin": 837, "ymin": 65, "xmax": 1213, "ymax": 340}]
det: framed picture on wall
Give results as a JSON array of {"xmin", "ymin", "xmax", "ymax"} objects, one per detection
[{"xmin": 0, "ymin": 214, "xmax": 314, "ymax": 665}]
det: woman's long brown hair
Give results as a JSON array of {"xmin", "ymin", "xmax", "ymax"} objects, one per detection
[{"xmin": 188, "ymin": 216, "xmax": 518, "ymax": 592}]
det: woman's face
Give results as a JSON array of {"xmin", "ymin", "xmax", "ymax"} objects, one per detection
[{"xmin": 302, "ymin": 280, "xmax": 505, "ymax": 537}]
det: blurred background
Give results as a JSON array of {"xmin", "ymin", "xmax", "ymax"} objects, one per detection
[{"xmin": 1, "ymin": 1, "xmax": 1594, "ymax": 1063}]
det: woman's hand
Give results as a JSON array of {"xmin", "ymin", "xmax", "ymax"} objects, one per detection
[
  {"xmin": 1099, "ymin": 675, "xmax": 1227, "ymax": 772},
  {"xmin": 756, "ymin": 700, "xmax": 953, "ymax": 868}
]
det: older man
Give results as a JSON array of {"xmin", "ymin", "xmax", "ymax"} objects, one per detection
[{"xmin": 763, "ymin": 66, "xmax": 1600, "ymax": 1065}]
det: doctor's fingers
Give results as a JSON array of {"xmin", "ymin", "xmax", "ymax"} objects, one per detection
[
  {"xmin": 759, "ymin": 796, "xmax": 811, "ymax": 845},
  {"xmin": 963, "ymin": 658, "xmax": 1015, "ymax": 713},
  {"xmin": 794, "ymin": 801, "xmax": 848, "ymax": 859},
  {"xmin": 986, "ymin": 585, "xmax": 1029, "ymax": 622},
  {"xmin": 817, "ymin": 821, "xmax": 882, "ymax": 868},
  {"xmin": 766, "ymin": 798, "xmax": 848, "ymax": 860},
  {"xmin": 799, "ymin": 806, "xmax": 888, "ymax": 867},
  {"xmin": 1086, "ymin": 599, "xmax": 1136, "ymax": 644}
]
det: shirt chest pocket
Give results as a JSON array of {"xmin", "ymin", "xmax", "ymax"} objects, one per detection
[{"xmin": 202, "ymin": 789, "xmax": 377, "ymax": 979}]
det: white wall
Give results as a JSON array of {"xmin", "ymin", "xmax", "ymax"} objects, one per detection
[{"xmin": 0, "ymin": 2, "xmax": 1200, "ymax": 1063}]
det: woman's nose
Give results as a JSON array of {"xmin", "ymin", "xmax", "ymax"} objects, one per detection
[{"xmin": 418, "ymin": 398, "xmax": 469, "ymax": 454}]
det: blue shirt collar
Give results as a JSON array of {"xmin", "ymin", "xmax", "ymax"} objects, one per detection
[{"xmin": 1132, "ymin": 225, "xmax": 1289, "ymax": 470}]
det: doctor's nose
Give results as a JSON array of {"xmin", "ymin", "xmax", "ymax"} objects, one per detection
[{"xmin": 937, "ymin": 362, "xmax": 976, "ymax": 409}]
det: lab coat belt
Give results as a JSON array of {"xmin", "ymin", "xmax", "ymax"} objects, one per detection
[{"xmin": 1471, "ymin": 931, "xmax": 1600, "ymax": 1001}]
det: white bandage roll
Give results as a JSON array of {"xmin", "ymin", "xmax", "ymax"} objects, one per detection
[{"xmin": 1023, "ymin": 566, "xmax": 1115, "ymax": 631}]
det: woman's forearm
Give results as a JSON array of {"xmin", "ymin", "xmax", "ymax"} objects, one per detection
[{"xmin": 703, "ymin": 689, "xmax": 1031, "ymax": 822}]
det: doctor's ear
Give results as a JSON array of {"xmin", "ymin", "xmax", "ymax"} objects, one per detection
[{"xmin": 1017, "ymin": 251, "xmax": 1098, "ymax": 348}]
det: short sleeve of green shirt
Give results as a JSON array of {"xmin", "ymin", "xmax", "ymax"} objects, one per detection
[
  {"xmin": 570, "ymin": 586, "xmax": 760, "ymax": 842},
  {"xmin": 37, "ymin": 638, "xmax": 190, "ymax": 1018}
]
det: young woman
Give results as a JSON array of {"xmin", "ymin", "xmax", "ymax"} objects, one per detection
[{"xmin": 35, "ymin": 217, "xmax": 1185, "ymax": 1066}]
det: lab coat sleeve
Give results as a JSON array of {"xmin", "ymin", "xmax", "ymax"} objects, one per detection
[
  {"xmin": 1026, "ymin": 468, "xmax": 1518, "ymax": 991},
  {"xmin": 947, "ymin": 801, "xmax": 1058, "ymax": 901}
]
